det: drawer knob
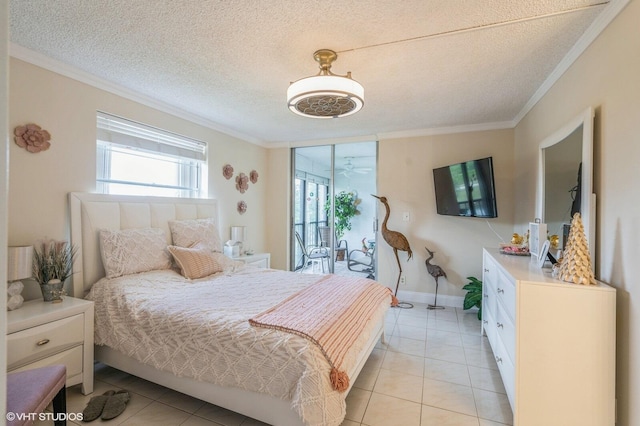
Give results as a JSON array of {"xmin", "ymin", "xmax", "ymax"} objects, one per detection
[
  {"xmin": 497, "ymin": 322, "xmax": 504, "ymax": 328},
  {"xmin": 497, "ymin": 288, "xmax": 504, "ymax": 294},
  {"xmin": 484, "ymin": 268, "xmax": 489, "ymax": 272},
  {"xmin": 36, "ymin": 338, "xmax": 50, "ymax": 346},
  {"xmin": 495, "ymin": 356, "xmax": 503, "ymax": 364}
]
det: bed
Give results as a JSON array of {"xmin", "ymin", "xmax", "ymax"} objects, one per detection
[{"xmin": 68, "ymin": 192, "xmax": 390, "ymax": 426}]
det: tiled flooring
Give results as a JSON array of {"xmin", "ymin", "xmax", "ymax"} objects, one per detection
[{"xmin": 37, "ymin": 304, "xmax": 512, "ymax": 426}]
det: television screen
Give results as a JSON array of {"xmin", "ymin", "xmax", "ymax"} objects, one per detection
[{"xmin": 433, "ymin": 156, "xmax": 498, "ymax": 218}]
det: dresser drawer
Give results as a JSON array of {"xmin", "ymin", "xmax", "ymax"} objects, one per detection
[
  {"xmin": 483, "ymin": 253, "xmax": 498, "ymax": 293},
  {"xmin": 7, "ymin": 313, "xmax": 84, "ymax": 370},
  {"xmin": 496, "ymin": 270, "xmax": 516, "ymax": 321},
  {"xmin": 8, "ymin": 345, "xmax": 83, "ymax": 381},
  {"xmin": 494, "ymin": 336, "xmax": 515, "ymax": 411},
  {"xmin": 496, "ymin": 303, "xmax": 516, "ymax": 363}
]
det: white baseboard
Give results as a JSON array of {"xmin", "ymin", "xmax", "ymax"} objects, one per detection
[{"xmin": 396, "ymin": 289, "xmax": 464, "ymax": 309}]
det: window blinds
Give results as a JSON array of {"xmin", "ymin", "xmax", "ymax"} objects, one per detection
[{"xmin": 96, "ymin": 112, "xmax": 206, "ymax": 162}]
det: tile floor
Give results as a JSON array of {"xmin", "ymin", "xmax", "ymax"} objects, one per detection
[{"xmin": 37, "ymin": 303, "xmax": 513, "ymax": 426}]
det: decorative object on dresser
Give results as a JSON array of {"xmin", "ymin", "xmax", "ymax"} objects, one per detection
[
  {"xmin": 7, "ymin": 245, "xmax": 33, "ymax": 311},
  {"xmin": 482, "ymin": 248, "xmax": 615, "ymax": 425},
  {"xmin": 372, "ymin": 195, "xmax": 411, "ymax": 308},
  {"xmin": 32, "ymin": 239, "xmax": 77, "ymax": 302},
  {"xmin": 13, "ymin": 123, "xmax": 52, "ymax": 153},
  {"xmin": 556, "ymin": 212, "xmax": 595, "ymax": 285},
  {"xmin": 424, "ymin": 247, "xmax": 447, "ymax": 310},
  {"xmin": 528, "ymin": 219, "xmax": 547, "ymax": 259}
]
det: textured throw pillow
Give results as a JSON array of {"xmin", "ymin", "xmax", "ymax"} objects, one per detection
[
  {"xmin": 99, "ymin": 228, "xmax": 172, "ymax": 278},
  {"xmin": 168, "ymin": 218, "xmax": 222, "ymax": 253},
  {"xmin": 168, "ymin": 243, "xmax": 226, "ymax": 279}
]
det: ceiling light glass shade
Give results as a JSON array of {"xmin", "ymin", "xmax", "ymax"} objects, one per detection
[
  {"xmin": 287, "ymin": 49, "xmax": 364, "ymax": 118},
  {"xmin": 287, "ymin": 75, "xmax": 364, "ymax": 118}
]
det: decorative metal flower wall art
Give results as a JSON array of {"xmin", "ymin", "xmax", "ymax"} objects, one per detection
[
  {"xmin": 14, "ymin": 123, "xmax": 51, "ymax": 153},
  {"xmin": 250, "ymin": 170, "xmax": 259, "ymax": 184},
  {"xmin": 235, "ymin": 172, "xmax": 249, "ymax": 193},
  {"xmin": 237, "ymin": 200, "xmax": 247, "ymax": 214},
  {"xmin": 222, "ymin": 164, "xmax": 234, "ymax": 180}
]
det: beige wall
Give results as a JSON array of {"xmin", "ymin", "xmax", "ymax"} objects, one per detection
[
  {"xmin": 8, "ymin": 58, "xmax": 269, "ymax": 300},
  {"xmin": 1, "ymin": 0, "xmax": 9, "ymax": 417},
  {"xmin": 514, "ymin": 2, "xmax": 639, "ymax": 424},
  {"xmin": 266, "ymin": 130, "xmax": 515, "ymax": 300},
  {"xmin": 375, "ymin": 130, "xmax": 514, "ymax": 299}
]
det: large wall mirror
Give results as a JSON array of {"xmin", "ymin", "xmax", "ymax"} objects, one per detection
[{"xmin": 536, "ymin": 107, "xmax": 595, "ymax": 268}]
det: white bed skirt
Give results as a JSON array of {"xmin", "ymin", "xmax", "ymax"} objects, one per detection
[{"xmin": 95, "ymin": 324, "xmax": 384, "ymax": 426}]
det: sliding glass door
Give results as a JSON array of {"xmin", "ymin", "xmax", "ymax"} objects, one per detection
[{"xmin": 291, "ymin": 142, "xmax": 377, "ymax": 277}]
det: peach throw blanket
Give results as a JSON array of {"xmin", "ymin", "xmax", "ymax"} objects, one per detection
[{"xmin": 249, "ymin": 275, "xmax": 393, "ymax": 392}]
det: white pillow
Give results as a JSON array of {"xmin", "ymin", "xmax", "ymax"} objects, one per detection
[
  {"xmin": 99, "ymin": 228, "xmax": 172, "ymax": 278},
  {"xmin": 169, "ymin": 218, "xmax": 222, "ymax": 253}
]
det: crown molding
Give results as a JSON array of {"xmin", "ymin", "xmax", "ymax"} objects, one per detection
[
  {"xmin": 9, "ymin": 43, "xmax": 265, "ymax": 146},
  {"xmin": 513, "ymin": 0, "xmax": 630, "ymax": 125}
]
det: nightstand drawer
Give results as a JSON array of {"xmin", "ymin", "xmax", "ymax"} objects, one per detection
[
  {"xmin": 7, "ymin": 313, "xmax": 84, "ymax": 370},
  {"xmin": 8, "ymin": 345, "xmax": 83, "ymax": 380}
]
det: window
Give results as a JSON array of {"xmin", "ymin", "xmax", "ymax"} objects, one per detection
[{"xmin": 96, "ymin": 112, "xmax": 206, "ymax": 197}]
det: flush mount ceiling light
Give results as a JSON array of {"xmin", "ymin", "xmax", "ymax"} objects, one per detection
[{"xmin": 287, "ymin": 49, "xmax": 364, "ymax": 118}]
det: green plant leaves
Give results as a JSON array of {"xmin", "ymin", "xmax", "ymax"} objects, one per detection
[{"xmin": 462, "ymin": 276, "xmax": 483, "ymax": 320}]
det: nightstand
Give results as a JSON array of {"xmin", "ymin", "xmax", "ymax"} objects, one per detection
[
  {"xmin": 232, "ymin": 252, "xmax": 271, "ymax": 268},
  {"xmin": 7, "ymin": 297, "xmax": 94, "ymax": 395}
]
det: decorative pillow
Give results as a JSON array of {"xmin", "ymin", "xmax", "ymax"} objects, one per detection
[
  {"xmin": 168, "ymin": 243, "xmax": 226, "ymax": 279},
  {"xmin": 168, "ymin": 218, "xmax": 222, "ymax": 253},
  {"xmin": 99, "ymin": 228, "xmax": 172, "ymax": 278}
]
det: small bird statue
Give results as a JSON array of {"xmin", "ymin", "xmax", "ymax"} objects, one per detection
[
  {"xmin": 372, "ymin": 195, "xmax": 413, "ymax": 306},
  {"xmin": 425, "ymin": 247, "xmax": 447, "ymax": 310}
]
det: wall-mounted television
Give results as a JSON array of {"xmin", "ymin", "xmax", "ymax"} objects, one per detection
[{"xmin": 433, "ymin": 156, "xmax": 498, "ymax": 218}]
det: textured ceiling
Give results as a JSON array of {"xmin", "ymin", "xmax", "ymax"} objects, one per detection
[{"xmin": 9, "ymin": 1, "xmax": 617, "ymax": 146}]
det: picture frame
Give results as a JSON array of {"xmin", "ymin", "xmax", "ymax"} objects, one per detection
[
  {"xmin": 529, "ymin": 221, "xmax": 547, "ymax": 258},
  {"xmin": 537, "ymin": 240, "xmax": 550, "ymax": 268}
]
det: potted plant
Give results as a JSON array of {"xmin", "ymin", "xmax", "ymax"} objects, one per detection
[
  {"xmin": 32, "ymin": 239, "xmax": 77, "ymax": 302},
  {"xmin": 325, "ymin": 191, "xmax": 361, "ymax": 240},
  {"xmin": 462, "ymin": 276, "xmax": 483, "ymax": 320}
]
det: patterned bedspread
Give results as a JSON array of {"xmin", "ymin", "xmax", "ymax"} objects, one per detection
[{"xmin": 85, "ymin": 266, "xmax": 389, "ymax": 426}]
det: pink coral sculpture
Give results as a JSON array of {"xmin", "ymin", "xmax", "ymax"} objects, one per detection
[{"xmin": 14, "ymin": 123, "xmax": 51, "ymax": 153}]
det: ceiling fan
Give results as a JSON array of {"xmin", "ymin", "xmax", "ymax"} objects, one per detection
[{"xmin": 335, "ymin": 157, "xmax": 372, "ymax": 177}]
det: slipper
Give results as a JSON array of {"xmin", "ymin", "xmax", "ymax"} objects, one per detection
[
  {"xmin": 82, "ymin": 390, "xmax": 115, "ymax": 422},
  {"xmin": 101, "ymin": 389, "xmax": 131, "ymax": 420}
]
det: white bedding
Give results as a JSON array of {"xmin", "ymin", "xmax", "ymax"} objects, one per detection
[{"xmin": 85, "ymin": 265, "xmax": 389, "ymax": 426}]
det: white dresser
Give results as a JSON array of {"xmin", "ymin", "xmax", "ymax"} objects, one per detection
[
  {"xmin": 482, "ymin": 248, "xmax": 616, "ymax": 426},
  {"xmin": 7, "ymin": 297, "xmax": 94, "ymax": 395}
]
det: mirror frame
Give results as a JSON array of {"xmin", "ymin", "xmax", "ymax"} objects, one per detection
[{"xmin": 536, "ymin": 107, "xmax": 595, "ymax": 268}]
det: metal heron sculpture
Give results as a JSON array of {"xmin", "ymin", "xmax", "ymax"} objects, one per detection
[
  {"xmin": 425, "ymin": 247, "xmax": 447, "ymax": 310},
  {"xmin": 372, "ymin": 195, "xmax": 413, "ymax": 307}
]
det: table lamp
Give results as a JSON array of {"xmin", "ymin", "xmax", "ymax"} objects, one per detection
[
  {"xmin": 230, "ymin": 226, "xmax": 247, "ymax": 255},
  {"xmin": 7, "ymin": 245, "xmax": 33, "ymax": 311}
]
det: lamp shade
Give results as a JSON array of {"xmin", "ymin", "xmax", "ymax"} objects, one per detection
[
  {"xmin": 7, "ymin": 245, "xmax": 33, "ymax": 281},
  {"xmin": 230, "ymin": 226, "xmax": 247, "ymax": 243},
  {"xmin": 287, "ymin": 75, "xmax": 364, "ymax": 118}
]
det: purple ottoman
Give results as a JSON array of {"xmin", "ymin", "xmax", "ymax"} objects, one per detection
[{"xmin": 7, "ymin": 365, "xmax": 67, "ymax": 426}]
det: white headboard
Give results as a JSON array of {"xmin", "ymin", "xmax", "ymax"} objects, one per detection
[{"xmin": 69, "ymin": 192, "xmax": 219, "ymax": 298}]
